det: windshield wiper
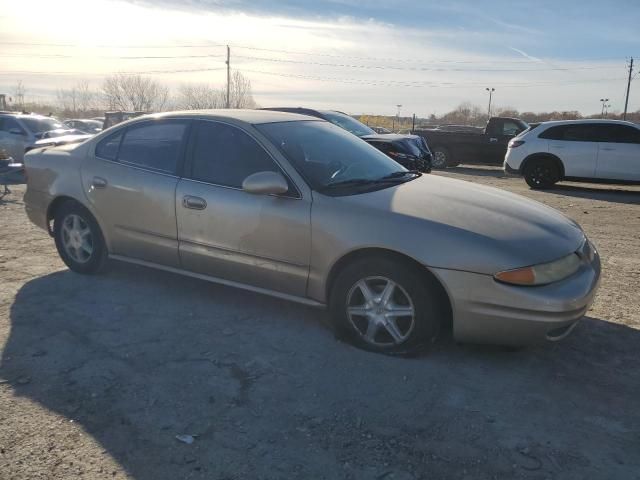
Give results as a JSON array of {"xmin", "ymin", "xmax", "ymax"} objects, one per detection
[
  {"xmin": 379, "ymin": 170, "xmax": 422, "ymax": 180},
  {"xmin": 321, "ymin": 178, "xmax": 378, "ymax": 189}
]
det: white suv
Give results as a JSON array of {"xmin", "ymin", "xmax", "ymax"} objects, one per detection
[{"xmin": 504, "ymin": 119, "xmax": 640, "ymax": 188}]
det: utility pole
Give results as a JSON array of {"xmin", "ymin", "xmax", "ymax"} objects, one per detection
[
  {"xmin": 226, "ymin": 45, "xmax": 231, "ymax": 109},
  {"xmin": 623, "ymin": 57, "xmax": 633, "ymax": 121},
  {"xmin": 412, "ymin": 113, "xmax": 416, "ymax": 134},
  {"xmin": 486, "ymin": 87, "xmax": 495, "ymax": 118}
]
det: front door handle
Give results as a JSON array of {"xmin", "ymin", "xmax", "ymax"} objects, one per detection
[
  {"xmin": 92, "ymin": 176, "xmax": 108, "ymax": 189},
  {"xmin": 182, "ymin": 195, "xmax": 207, "ymax": 210}
]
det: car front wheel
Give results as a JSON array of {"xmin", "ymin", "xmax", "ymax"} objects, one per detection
[
  {"xmin": 431, "ymin": 147, "xmax": 450, "ymax": 169},
  {"xmin": 54, "ymin": 201, "xmax": 108, "ymax": 274},
  {"xmin": 329, "ymin": 257, "xmax": 441, "ymax": 354}
]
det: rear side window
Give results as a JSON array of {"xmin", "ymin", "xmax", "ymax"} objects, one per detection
[
  {"xmin": 117, "ymin": 121, "xmax": 188, "ymax": 174},
  {"xmin": 593, "ymin": 124, "xmax": 640, "ymax": 144},
  {"xmin": 189, "ymin": 121, "xmax": 283, "ymax": 189},
  {"xmin": 539, "ymin": 125, "xmax": 596, "ymax": 142},
  {"xmin": 501, "ymin": 121, "xmax": 522, "ymax": 136},
  {"xmin": 95, "ymin": 131, "xmax": 123, "ymax": 160}
]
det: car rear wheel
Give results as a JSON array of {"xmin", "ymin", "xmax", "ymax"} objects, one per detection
[
  {"xmin": 431, "ymin": 147, "xmax": 450, "ymax": 169},
  {"xmin": 54, "ymin": 201, "xmax": 108, "ymax": 274},
  {"xmin": 329, "ymin": 257, "xmax": 441, "ymax": 354},
  {"xmin": 524, "ymin": 158, "xmax": 560, "ymax": 189}
]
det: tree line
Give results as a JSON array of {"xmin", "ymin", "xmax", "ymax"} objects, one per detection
[
  {"xmin": 359, "ymin": 101, "xmax": 640, "ymax": 132},
  {"xmin": 5, "ymin": 71, "xmax": 258, "ymax": 118}
]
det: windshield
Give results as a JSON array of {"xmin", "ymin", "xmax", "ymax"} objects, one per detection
[
  {"xmin": 20, "ymin": 117, "xmax": 64, "ymax": 134},
  {"xmin": 257, "ymin": 121, "xmax": 408, "ymax": 193},
  {"xmin": 320, "ymin": 111, "xmax": 376, "ymax": 137}
]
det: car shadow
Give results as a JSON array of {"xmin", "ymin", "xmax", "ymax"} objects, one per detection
[
  {"xmin": 441, "ymin": 165, "xmax": 506, "ymax": 178},
  {"xmin": 541, "ymin": 183, "xmax": 640, "ymax": 205},
  {"xmin": 2, "ymin": 263, "xmax": 640, "ymax": 478}
]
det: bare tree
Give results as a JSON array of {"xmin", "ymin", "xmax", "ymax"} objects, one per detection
[
  {"xmin": 13, "ymin": 81, "xmax": 26, "ymax": 110},
  {"xmin": 176, "ymin": 84, "xmax": 225, "ymax": 110},
  {"xmin": 229, "ymin": 71, "xmax": 258, "ymax": 109},
  {"xmin": 176, "ymin": 71, "xmax": 258, "ymax": 110},
  {"xmin": 102, "ymin": 74, "xmax": 169, "ymax": 112}
]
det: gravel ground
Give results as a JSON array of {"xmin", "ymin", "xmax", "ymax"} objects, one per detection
[{"xmin": 1, "ymin": 168, "xmax": 639, "ymax": 480}]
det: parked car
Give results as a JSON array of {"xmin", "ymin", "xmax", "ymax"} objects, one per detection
[
  {"xmin": 371, "ymin": 126, "xmax": 392, "ymax": 134},
  {"xmin": 504, "ymin": 119, "xmax": 640, "ymax": 188},
  {"xmin": 261, "ymin": 107, "xmax": 432, "ymax": 172},
  {"xmin": 63, "ymin": 119, "xmax": 103, "ymax": 134},
  {"xmin": 415, "ymin": 117, "xmax": 529, "ymax": 169},
  {"xmin": 0, "ymin": 113, "xmax": 90, "ymax": 162},
  {"xmin": 24, "ymin": 110, "xmax": 600, "ymax": 353}
]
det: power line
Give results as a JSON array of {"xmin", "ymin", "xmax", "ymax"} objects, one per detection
[
  {"xmin": 0, "ymin": 67, "xmax": 226, "ymax": 76},
  {"xmin": 0, "ymin": 53, "xmax": 226, "ymax": 59}
]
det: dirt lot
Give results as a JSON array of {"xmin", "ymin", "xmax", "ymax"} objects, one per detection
[{"xmin": 1, "ymin": 168, "xmax": 639, "ymax": 480}]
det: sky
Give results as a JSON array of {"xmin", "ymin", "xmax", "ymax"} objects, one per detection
[{"xmin": 0, "ymin": 0, "xmax": 639, "ymax": 116}]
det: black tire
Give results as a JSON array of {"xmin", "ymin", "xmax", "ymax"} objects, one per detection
[
  {"xmin": 431, "ymin": 146, "xmax": 451, "ymax": 169},
  {"xmin": 523, "ymin": 158, "xmax": 560, "ymax": 189},
  {"xmin": 54, "ymin": 200, "xmax": 108, "ymax": 274},
  {"xmin": 329, "ymin": 257, "xmax": 441, "ymax": 354}
]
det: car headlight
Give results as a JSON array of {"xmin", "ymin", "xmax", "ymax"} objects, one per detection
[{"xmin": 494, "ymin": 252, "xmax": 582, "ymax": 286}]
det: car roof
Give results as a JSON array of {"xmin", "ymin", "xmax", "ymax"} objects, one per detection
[
  {"xmin": 136, "ymin": 109, "xmax": 321, "ymax": 125},
  {"xmin": 538, "ymin": 119, "xmax": 639, "ymax": 127}
]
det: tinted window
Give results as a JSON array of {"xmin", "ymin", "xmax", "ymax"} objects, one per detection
[
  {"xmin": 539, "ymin": 124, "xmax": 595, "ymax": 141},
  {"xmin": 0, "ymin": 116, "xmax": 23, "ymax": 133},
  {"xmin": 594, "ymin": 124, "xmax": 640, "ymax": 144},
  {"xmin": 20, "ymin": 117, "xmax": 64, "ymax": 134},
  {"xmin": 118, "ymin": 121, "xmax": 187, "ymax": 174},
  {"xmin": 190, "ymin": 121, "xmax": 281, "ymax": 189},
  {"xmin": 95, "ymin": 131, "xmax": 123, "ymax": 160},
  {"xmin": 320, "ymin": 111, "xmax": 376, "ymax": 137}
]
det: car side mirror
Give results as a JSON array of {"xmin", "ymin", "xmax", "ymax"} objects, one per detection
[
  {"xmin": 242, "ymin": 171, "xmax": 289, "ymax": 195},
  {"xmin": 8, "ymin": 128, "xmax": 25, "ymax": 136}
]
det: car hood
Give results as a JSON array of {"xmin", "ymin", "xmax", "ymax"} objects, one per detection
[
  {"xmin": 33, "ymin": 134, "xmax": 92, "ymax": 147},
  {"xmin": 339, "ymin": 174, "xmax": 585, "ymax": 274}
]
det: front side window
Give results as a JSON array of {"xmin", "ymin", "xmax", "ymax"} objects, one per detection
[
  {"xmin": 0, "ymin": 117, "xmax": 23, "ymax": 134},
  {"xmin": 117, "ymin": 121, "xmax": 188, "ymax": 174},
  {"xmin": 189, "ymin": 121, "xmax": 283, "ymax": 189},
  {"xmin": 95, "ymin": 131, "xmax": 123, "ymax": 161},
  {"xmin": 539, "ymin": 124, "xmax": 595, "ymax": 142},
  {"xmin": 502, "ymin": 121, "xmax": 521, "ymax": 136}
]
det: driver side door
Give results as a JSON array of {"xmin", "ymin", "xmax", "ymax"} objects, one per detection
[{"xmin": 176, "ymin": 120, "xmax": 312, "ymax": 297}]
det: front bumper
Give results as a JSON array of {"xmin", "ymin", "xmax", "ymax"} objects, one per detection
[{"xmin": 431, "ymin": 248, "xmax": 601, "ymax": 346}]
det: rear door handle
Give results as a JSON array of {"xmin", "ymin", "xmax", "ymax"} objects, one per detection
[
  {"xmin": 182, "ymin": 195, "xmax": 207, "ymax": 210},
  {"xmin": 92, "ymin": 176, "xmax": 108, "ymax": 189}
]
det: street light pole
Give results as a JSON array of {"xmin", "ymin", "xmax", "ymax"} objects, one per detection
[
  {"xmin": 486, "ymin": 88, "xmax": 495, "ymax": 118},
  {"xmin": 600, "ymin": 98, "xmax": 610, "ymax": 118}
]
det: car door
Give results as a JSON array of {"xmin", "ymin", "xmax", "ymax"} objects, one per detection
[
  {"xmin": 542, "ymin": 124, "xmax": 599, "ymax": 178},
  {"xmin": 0, "ymin": 116, "xmax": 29, "ymax": 161},
  {"xmin": 81, "ymin": 119, "xmax": 190, "ymax": 267},
  {"xmin": 485, "ymin": 120, "xmax": 521, "ymax": 163},
  {"xmin": 593, "ymin": 123, "xmax": 640, "ymax": 181},
  {"xmin": 176, "ymin": 120, "xmax": 311, "ymax": 297}
]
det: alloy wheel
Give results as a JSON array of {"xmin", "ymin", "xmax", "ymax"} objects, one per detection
[
  {"xmin": 61, "ymin": 214, "xmax": 93, "ymax": 263},
  {"xmin": 346, "ymin": 276, "xmax": 416, "ymax": 347}
]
